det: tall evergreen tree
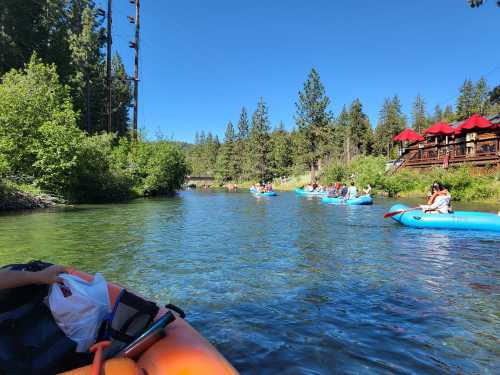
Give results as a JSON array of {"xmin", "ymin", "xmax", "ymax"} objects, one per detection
[
  {"xmin": 269, "ymin": 122, "xmax": 292, "ymax": 178},
  {"xmin": 471, "ymin": 77, "xmax": 490, "ymax": 115},
  {"xmin": 335, "ymin": 106, "xmax": 349, "ymax": 161},
  {"xmin": 235, "ymin": 107, "xmax": 250, "ymax": 180},
  {"xmin": 111, "ymin": 54, "xmax": 132, "ymax": 136},
  {"xmin": 432, "ymin": 104, "xmax": 443, "ymax": 123},
  {"xmin": 248, "ymin": 98, "xmax": 271, "ymax": 181},
  {"xmin": 216, "ymin": 122, "xmax": 237, "ymax": 181},
  {"xmin": 347, "ymin": 99, "xmax": 372, "ymax": 158},
  {"xmin": 443, "ymin": 105, "xmax": 455, "ymax": 122},
  {"xmin": 456, "ymin": 79, "xmax": 474, "ymax": 120},
  {"xmin": 374, "ymin": 96, "xmax": 406, "ymax": 157},
  {"xmin": 294, "ymin": 68, "xmax": 332, "ymax": 178},
  {"xmin": 411, "ymin": 94, "xmax": 428, "ymax": 133}
]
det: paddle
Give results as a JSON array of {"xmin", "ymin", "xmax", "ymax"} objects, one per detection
[{"xmin": 383, "ymin": 206, "xmax": 420, "ymax": 218}]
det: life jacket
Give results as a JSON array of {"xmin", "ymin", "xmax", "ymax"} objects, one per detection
[{"xmin": 0, "ymin": 261, "xmax": 92, "ymax": 375}]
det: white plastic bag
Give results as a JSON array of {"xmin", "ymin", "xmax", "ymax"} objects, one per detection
[{"xmin": 48, "ymin": 273, "xmax": 110, "ymax": 352}]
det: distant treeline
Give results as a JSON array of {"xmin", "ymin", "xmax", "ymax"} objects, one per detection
[{"xmin": 188, "ymin": 69, "xmax": 500, "ymax": 182}]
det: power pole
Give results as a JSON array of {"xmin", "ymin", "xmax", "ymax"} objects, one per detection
[
  {"xmin": 129, "ymin": 0, "xmax": 140, "ymax": 140},
  {"xmin": 133, "ymin": 0, "xmax": 140, "ymax": 140},
  {"xmin": 106, "ymin": 0, "xmax": 113, "ymax": 132}
]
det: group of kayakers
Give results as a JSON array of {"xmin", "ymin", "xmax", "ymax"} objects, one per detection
[
  {"xmin": 303, "ymin": 180, "xmax": 372, "ymax": 200},
  {"xmin": 251, "ymin": 182, "xmax": 274, "ymax": 193}
]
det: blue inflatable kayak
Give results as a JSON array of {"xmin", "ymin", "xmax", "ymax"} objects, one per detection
[
  {"xmin": 388, "ymin": 204, "xmax": 500, "ymax": 232},
  {"xmin": 322, "ymin": 195, "xmax": 373, "ymax": 205},
  {"xmin": 295, "ymin": 188, "xmax": 327, "ymax": 196},
  {"xmin": 254, "ymin": 191, "xmax": 277, "ymax": 197}
]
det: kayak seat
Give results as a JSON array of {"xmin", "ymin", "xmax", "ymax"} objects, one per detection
[{"xmin": 58, "ymin": 358, "xmax": 143, "ymax": 375}]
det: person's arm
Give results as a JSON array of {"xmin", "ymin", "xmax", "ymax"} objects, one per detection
[{"xmin": 0, "ymin": 265, "xmax": 68, "ymax": 289}]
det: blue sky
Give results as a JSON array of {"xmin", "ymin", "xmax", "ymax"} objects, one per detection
[{"xmin": 99, "ymin": 0, "xmax": 500, "ymax": 142}]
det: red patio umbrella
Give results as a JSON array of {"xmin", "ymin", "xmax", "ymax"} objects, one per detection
[
  {"xmin": 393, "ymin": 128, "xmax": 424, "ymax": 142},
  {"xmin": 424, "ymin": 122, "xmax": 455, "ymax": 136},
  {"xmin": 455, "ymin": 114, "xmax": 494, "ymax": 134}
]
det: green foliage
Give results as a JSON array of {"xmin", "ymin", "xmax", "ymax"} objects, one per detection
[
  {"xmin": 294, "ymin": 68, "xmax": 333, "ymax": 175},
  {"xmin": 347, "ymin": 99, "xmax": 372, "ymax": 159},
  {"xmin": 349, "ymin": 155, "xmax": 387, "ymax": 188},
  {"xmin": 374, "ymin": 96, "xmax": 406, "ymax": 156},
  {"xmin": 248, "ymin": 98, "xmax": 271, "ymax": 181},
  {"xmin": 0, "ymin": 55, "xmax": 78, "ymax": 175},
  {"xmin": 380, "ymin": 166, "xmax": 498, "ymax": 200},
  {"xmin": 381, "ymin": 170, "xmax": 419, "ymax": 197},
  {"xmin": 33, "ymin": 121, "xmax": 85, "ymax": 196},
  {"xmin": 456, "ymin": 79, "xmax": 475, "ymax": 120},
  {"xmin": 320, "ymin": 162, "xmax": 348, "ymax": 184},
  {"xmin": 0, "ymin": 153, "xmax": 9, "ymax": 177},
  {"xmin": 411, "ymin": 94, "xmax": 429, "ymax": 133},
  {"xmin": 115, "ymin": 140, "xmax": 189, "ymax": 196},
  {"xmin": 215, "ymin": 122, "xmax": 238, "ymax": 182},
  {"xmin": 131, "ymin": 142, "xmax": 189, "ymax": 196},
  {"xmin": 71, "ymin": 134, "xmax": 133, "ymax": 202},
  {"xmin": 321, "ymin": 155, "xmax": 386, "ymax": 189},
  {"xmin": 269, "ymin": 123, "xmax": 293, "ymax": 178},
  {"xmin": 0, "ymin": 0, "xmax": 130, "ymax": 135}
]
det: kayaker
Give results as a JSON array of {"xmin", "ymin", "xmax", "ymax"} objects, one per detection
[
  {"xmin": 345, "ymin": 181, "xmax": 358, "ymax": 200},
  {"xmin": 0, "ymin": 263, "xmax": 67, "ymax": 289},
  {"xmin": 363, "ymin": 184, "xmax": 372, "ymax": 195},
  {"xmin": 420, "ymin": 183, "xmax": 451, "ymax": 214},
  {"xmin": 340, "ymin": 184, "xmax": 348, "ymax": 198}
]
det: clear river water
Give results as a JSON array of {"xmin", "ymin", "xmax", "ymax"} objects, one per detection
[{"xmin": 0, "ymin": 191, "xmax": 499, "ymax": 374}]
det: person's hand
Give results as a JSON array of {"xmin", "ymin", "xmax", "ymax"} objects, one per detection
[{"xmin": 34, "ymin": 265, "xmax": 68, "ymax": 285}]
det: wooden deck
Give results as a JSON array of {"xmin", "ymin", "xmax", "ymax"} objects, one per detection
[{"xmin": 399, "ymin": 136, "xmax": 499, "ymax": 169}]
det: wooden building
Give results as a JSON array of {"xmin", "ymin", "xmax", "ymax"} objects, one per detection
[{"xmin": 394, "ymin": 114, "xmax": 500, "ymax": 171}]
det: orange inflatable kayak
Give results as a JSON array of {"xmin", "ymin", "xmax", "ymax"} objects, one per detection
[{"xmin": 60, "ymin": 271, "xmax": 239, "ymax": 375}]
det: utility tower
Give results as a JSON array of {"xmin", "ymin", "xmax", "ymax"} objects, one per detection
[
  {"xmin": 106, "ymin": 0, "xmax": 113, "ymax": 132},
  {"xmin": 129, "ymin": 0, "xmax": 140, "ymax": 140}
]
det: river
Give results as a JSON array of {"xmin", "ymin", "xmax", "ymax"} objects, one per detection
[{"xmin": 0, "ymin": 191, "xmax": 499, "ymax": 374}]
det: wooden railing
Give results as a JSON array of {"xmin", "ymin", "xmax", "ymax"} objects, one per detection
[{"xmin": 403, "ymin": 137, "xmax": 499, "ymax": 167}]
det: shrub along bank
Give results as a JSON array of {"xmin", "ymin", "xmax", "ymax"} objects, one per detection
[{"xmin": 0, "ymin": 57, "xmax": 189, "ymax": 210}]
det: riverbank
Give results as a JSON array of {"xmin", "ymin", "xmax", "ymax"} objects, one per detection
[{"xmin": 0, "ymin": 181, "xmax": 63, "ymax": 211}]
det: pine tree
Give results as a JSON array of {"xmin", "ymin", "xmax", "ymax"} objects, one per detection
[
  {"xmin": 294, "ymin": 68, "xmax": 332, "ymax": 179},
  {"xmin": 348, "ymin": 99, "xmax": 372, "ymax": 158},
  {"xmin": 374, "ymin": 96, "xmax": 406, "ymax": 157},
  {"xmin": 235, "ymin": 107, "xmax": 250, "ymax": 180},
  {"xmin": 411, "ymin": 94, "xmax": 428, "ymax": 133},
  {"xmin": 111, "ymin": 54, "xmax": 132, "ymax": 135},
  {"xmin": 269, "ymin": 122, "xmax": 292, "ymax": 178},
  {"xmin": 248, "ymin": 98, "xmax": 271, "ymax": 181},
  {"xmin": 216, "ymin": 122, "xmax": 237, "ymax": 182},
  {"xmin": 335, "ymin": 106, "xmax": 349, "ymax": 161},
  {"xmin": 456, "ymin": 79, "xmax": 474, "ymax": 120},
  {"xmin": 432, "ymin": 104, "xmax": 443, "ymax": 123},
  {"xmin": 471, "ymin": 77, "xmax": 490, "ymax": 115},
  {"xmin": 443, "ymin": 105, "xmax": 455, "ymax": 122}
]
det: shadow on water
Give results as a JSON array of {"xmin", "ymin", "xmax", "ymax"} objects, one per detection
[{"xmin": 0, "ymin": 191, "xmax": 498, "ymax": 374}]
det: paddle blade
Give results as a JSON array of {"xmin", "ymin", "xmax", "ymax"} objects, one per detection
[
  {"xmin": 383, "ymin": 206, "xmax": 419, "ymax": 218},
  {"xmin": 384, "ymin": 210, "xmax": 405, "ymax": 218}
]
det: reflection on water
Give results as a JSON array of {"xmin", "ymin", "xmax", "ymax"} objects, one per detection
[{"xmin": 0, "ymin": 192, "xmax": 499, "ymax": 374}]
